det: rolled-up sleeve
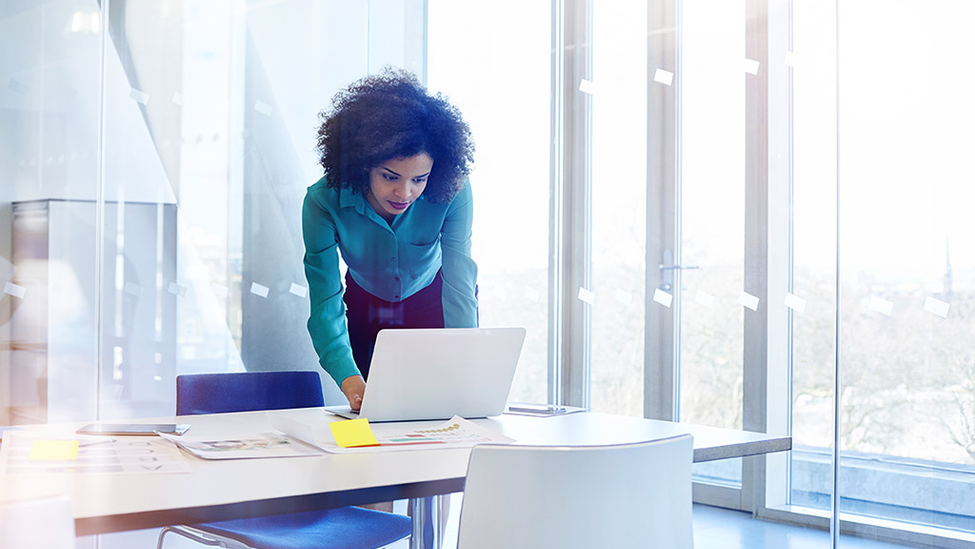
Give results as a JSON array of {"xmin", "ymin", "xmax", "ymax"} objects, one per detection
[
  {"xmin": 302, "ymin": 190, "xmax": 361, "ymax": 384},
  {"xmin": 440, "ymin": 181, "xmax": 479, "ymax": 327}
]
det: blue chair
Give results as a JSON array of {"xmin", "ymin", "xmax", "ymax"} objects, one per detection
[{"xmin": 156, "ymin": 371, "xmax": 411, "ymax": 549}]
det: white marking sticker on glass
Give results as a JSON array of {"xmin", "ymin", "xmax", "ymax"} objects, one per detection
[
  {"xmin": 130, "ymin": 88, "xmax": 150, "ymax": 105},
  {"xmin": 615, "ymin": 288, "xmax": 633, "ymax": 305},
  {"xmin": 869, "ymin": 295, "xmax": 893, "ymax": 316},
  {"xmin": 739, "ymin": 291, "xmax": 759, "ymax": 311},
  {"xmin": 744, "ymin": 58, "xmax": 760, "ymax": 75},
  {"xmin": 653, "ymin": 288, "xmax": 673, "ymax": 308},
  {"xmin": 923, "ymin": 296, "xmax": 950, "ymax": 318},
  {"xmin": 254, "ymin": 100, "xmax": 273, "ymax": 116},
  {"xmin": 3, "ymin": 282, "xmax": 26, "ymax": 299},
  {"xmin": 785, "ymin": 292, "xmax": 806, "ymax": 313},
  {"xmin": 577, "ymin": 287, "xmax": 595, "ymax": 305},
  {"xmin": 653, "ymin": 68, "xmax": 674, "ymax": 86},
  {"xmin": 695, "ymin": 290, "xmax": 715, "ymax": 309}
]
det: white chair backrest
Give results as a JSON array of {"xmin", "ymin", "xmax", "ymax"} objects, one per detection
[
  {"xmin": 457, "ymin": 434, "xmax": 693, "ymax": 549},
  {"xmin": 0, "ymin": 495, "xmax": 76, "ymax": 549}
]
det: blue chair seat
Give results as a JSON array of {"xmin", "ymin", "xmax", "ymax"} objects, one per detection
[{"xmin": 193, "ymin": 506, "xmax": 411, "ymax": 549}]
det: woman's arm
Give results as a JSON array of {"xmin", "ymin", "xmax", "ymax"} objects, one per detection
[
  {"xmin": 440, "ymin": 181, "xmax": 479, "ymax": 327},
  {"xmin": 301, "ymin": 190, "xmax": 362, "ymax": 388}
]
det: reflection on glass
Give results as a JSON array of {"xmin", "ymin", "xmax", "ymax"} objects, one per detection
[
  {"xmin": 1, "ymin": 0, "xmax": 436, "ymax": 429},
  {"xmin": 1, "ymin": 1, "xmax": 102, "ymax": 425}
]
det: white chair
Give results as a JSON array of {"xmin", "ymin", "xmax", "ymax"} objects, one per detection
[
  {"xmin": 0, "ymin": 495, "xmax": 76, "ymax": 549},
  {"xmin": 456, "ymin": 434, "xmax": 694, "ymax": 549}
]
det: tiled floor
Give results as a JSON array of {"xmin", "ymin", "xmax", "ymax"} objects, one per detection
[
  {"xmin": 105, "ymin": 498, "xmax": 923, "ymax": 549},
  {"xmin": 391, "ymin": 496, "xmax": 917, "ymax": 549},
  {"xmin": 693, "ymin": 505, "xmax": 911, "ymax": 549}
]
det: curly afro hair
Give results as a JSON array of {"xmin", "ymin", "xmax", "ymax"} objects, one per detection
[{"xmin": 316, "ymin": 68, "xmax": 475, "ymax": 204}]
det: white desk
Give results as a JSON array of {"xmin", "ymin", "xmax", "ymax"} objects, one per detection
[{"xmin": 0, "ymin": 409, "xmax": 790, "ymax": 545}]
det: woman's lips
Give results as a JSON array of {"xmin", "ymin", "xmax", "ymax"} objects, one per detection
[{"xmin": 388, "ymin": 201, "xmax": 410, "ymax": 210}]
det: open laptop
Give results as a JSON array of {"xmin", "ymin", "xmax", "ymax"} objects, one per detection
[{"xmin": 326, "ymin": 327, "xmax": 526, "ymax": 422}]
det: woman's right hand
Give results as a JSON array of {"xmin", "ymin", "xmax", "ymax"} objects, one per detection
[{"xmin": 340, "ymin": 375, "xmax": 366, "ymax": 411}]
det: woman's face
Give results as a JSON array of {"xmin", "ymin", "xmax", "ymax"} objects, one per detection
[{"xmin": 366, "ymin": 152, "xmax": 433, "ymax": 221}]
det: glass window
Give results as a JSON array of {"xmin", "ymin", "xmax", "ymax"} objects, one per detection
[
  {"xmin": 588, "ymin": 0, "xmax": 649, "ymax": 418},
  {"xmin": 427, "ymin": 0, "xmax": 553, "ymax": 405},
  {"xmin": 791, "ymin": 0, "xmax": 975, "ymax": 542}
]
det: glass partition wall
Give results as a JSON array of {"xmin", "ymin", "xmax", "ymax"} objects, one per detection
[{"xmin": 4, "ymin": 1, "xmax": 975, "ymax": 548}]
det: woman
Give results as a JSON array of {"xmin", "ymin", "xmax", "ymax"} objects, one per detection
[{"xmin": 302, "ymin": 69, "xmax": 478, "ymax": 410}]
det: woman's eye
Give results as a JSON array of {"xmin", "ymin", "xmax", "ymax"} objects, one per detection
[{"xmin": 383, "ymin": 174, "xmax": 398, "ymax": 181}]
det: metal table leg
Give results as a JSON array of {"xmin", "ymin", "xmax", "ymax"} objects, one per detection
[{"xmin": 410, "ymin": 495, "xmax": 442, "ymax": 549}]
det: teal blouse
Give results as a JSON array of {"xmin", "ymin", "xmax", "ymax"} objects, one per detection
[{"xmin": 301, "ymin": 177, "xmax": 478, "ymax": 385}]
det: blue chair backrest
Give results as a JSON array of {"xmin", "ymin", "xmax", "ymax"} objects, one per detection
[{"xmin": 176, "ymin": 371, "xmax": 325, "ymax": 416}]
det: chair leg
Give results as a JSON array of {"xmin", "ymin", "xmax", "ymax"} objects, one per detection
[{"xmin": 156, "ymin": 525, "xmax": 233, "ymax": 549}]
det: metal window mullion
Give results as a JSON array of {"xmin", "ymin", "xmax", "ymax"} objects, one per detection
[
  {"xmin": 548, "ymin": 0, "xmax": 564, "ymax": 405},
  {"xmin": 555, "ymin": 0, "xmax": 592, "ymax": 409},
  {"xmin": 762, "ymin": 0, "xmax": 795, "ymax": 513},
  {"xmin": 742, "ymin": 0, "xmax": 772, "ymax": 514},
  {"xmin": 644, "ymin": 0, "xmax": 679, "ymax": 422}
]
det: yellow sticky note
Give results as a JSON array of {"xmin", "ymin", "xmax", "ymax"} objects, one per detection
[
  {"xmin": 329, "ymin": 418, "xmax": 380, "ymax": 448},
  {"xmin": 30, "ymin": 440, "xmax": 79, "ymax": 461}
]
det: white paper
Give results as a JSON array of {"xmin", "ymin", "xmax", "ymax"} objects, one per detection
[
  {"xmin": 652, "ymin": 288, "xmax": 673, "ymax": 308},
  {"xmin": 158, "ymin": 431, "xmax": 323, "ymax": 460},
  {"xmin": 739, "ymin": 291, "xmax": 760, "ymax": 311},
  {"xmin": 212, "ymin": 283, "xmax": 230, "ymax": 298},
  {"xmin": 923, "ymin": 296, "xmax": 950, "ymax": 318},
  {"xmin": 695, "ymin": 290, "xmax": 715, "ymax": 309},
  {"xmin": 577, "ymin": 287, "xmax": 595, "ymax": 305},
  {"xmin": 172, "ymin": 92, "xmax": 183, "ymax": 105},
  {"xmin": 289, "ymin": 283, "xmax": 308, "ymax": 298},
  {"xmin": 316, "ymin": 416, "xmax": 515, "ymax": 454},
  {"xmin": 250, "ymin": 282, "xmax": 269, "ymax": 298},
  {"xmin": 653, "ymin": 68, "xmax": 674, "ymax": 86},
  {"xmin": 785, "ymin": 292, "xmax": 806, "ymax": 313},
  {"xmin": 869, "ymin": 295, "xmax": 893, "ymax": 316},
  {"xmin": 1, "ymin": 431, "xmax": 189, "ymax": 475},
  {"xmin": 167, "ymin": 282, "xmax": 186, "ymax": 297}
]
